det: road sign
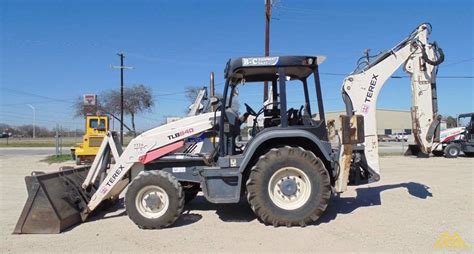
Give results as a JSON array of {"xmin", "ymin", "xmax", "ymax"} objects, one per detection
[{"xmin": 83, "ymin": 94, "xmax": 97, "ymax": 106}]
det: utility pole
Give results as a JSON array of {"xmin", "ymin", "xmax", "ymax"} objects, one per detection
[
  {"xmin": 26, "ymin": 104, "xmax": 36, "ymax": 139},
  {"xmin": 112, "ymin": 52, "xmax": 133, "ymax": 145},
  {"xmin": 264, "ymin": 0, "xmax": 272, "ymax": 102},
  {"xmin": 210, "ymin": 72, "xmax": 216, "ymax": 111}
]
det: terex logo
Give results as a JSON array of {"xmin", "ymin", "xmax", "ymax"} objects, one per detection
[
  {"xmin": 364, "ymin": 74, "xmax": 379, "ymax": 103},
  {"xmin": 105, "ymin": 164, "xmax": 124, "ymax": 187},
  {"xmin": 168, "ymin": 128, "xmax": 194, "ymax": 140}
]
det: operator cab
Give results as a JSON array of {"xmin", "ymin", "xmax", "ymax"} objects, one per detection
[{"xmin": 218, "ymin": 55, "xmax": 328, "ymax": 156}]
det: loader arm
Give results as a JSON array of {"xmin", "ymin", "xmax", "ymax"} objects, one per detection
[
  {"xmin": 83, "ymin": 112, "xmax": 219, "ymax": 215},
  {"xmin": 336, "ymin": 23, "xmax": 443, "ymax": 192}
]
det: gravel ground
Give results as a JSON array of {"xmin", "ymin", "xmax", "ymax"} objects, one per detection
[{"xmin": 0, "ymin": 154, "xmax": 472, "ymax": 253}]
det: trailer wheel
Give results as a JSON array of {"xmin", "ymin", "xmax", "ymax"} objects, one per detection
[
  {"xmin": 125, "ymin": 170, "xmax": 184, "ymax": 229},
  {"xmin": 246, "ymin": 146, "xmax": 331, "ymax": 227},
  {"xmin": 444, "ymin": 144, "xmax": 460, "ymax": 158}
]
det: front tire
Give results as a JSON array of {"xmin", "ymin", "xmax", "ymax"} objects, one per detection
[
  {"xmin": 125, "ymin": 170, "xmax": 184, "ymax": 229},
  {"xmin": 246, "ymin": 146, "xmax": 331, "ymax": 227},
  {"xmin": 444, "ymin": 144, "xmax": 461, "ymax": 158}
]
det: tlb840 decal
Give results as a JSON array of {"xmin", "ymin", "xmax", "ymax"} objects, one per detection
[{"xmin": 168, "ymin": 128, "xmax": 194, "ymax": 140}]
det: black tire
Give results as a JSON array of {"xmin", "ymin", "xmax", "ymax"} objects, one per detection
[
  {"xmin": 444, "ymin": 144, "xmax": 461, "ymax": 158},
  {"xmin": 432, "ymin": 150, "xmax": 444, "ymax": 157},
  {"xmin": 125, "ymin": 170, "xmax": 184, "ymax": 229},
  {"xmin": 246, "ymin": 146, "xmax": 331, "ymax": 227}
]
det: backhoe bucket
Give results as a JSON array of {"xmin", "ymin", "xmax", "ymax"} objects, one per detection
[
  {"xmin": 405, "ymin": 144, "xmax": 429, "ymax": 158},
  {"xmin": 13, "ymin": 166, "xmax": 91, "ymax": 234}
]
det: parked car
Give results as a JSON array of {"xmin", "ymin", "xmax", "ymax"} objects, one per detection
[
  {"xmin": 378, "ymin": 135, "xmax": 394, "ymax": 142},
  {"xmin": 389, "ymin": 133, "xmax": 408, "ymax": 142}
]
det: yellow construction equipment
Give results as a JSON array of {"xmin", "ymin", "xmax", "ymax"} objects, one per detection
[{"xmin": 71, "ymin": 115, "xmax": 109, "ymax": 165}]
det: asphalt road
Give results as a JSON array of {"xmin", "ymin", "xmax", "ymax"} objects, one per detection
[
  {"xmin": 0, "ymin": 147, "xmax": 69, "ymax": 156},
  {"xmin": 0, "ymin": 143, "xmax": 407, "ymax": 157}
]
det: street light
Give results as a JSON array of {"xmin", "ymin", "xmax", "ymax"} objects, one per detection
[{"xmin": 26, "ymin": 104, "xmax": 36, "ymax": 139}]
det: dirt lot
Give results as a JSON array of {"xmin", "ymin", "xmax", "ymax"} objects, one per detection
[{"xmin": 0, "ymin": 153, "xmax": 472, "ymax": 253}]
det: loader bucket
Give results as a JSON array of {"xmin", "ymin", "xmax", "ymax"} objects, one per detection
[{"xmin": 13, "ymin": 166, "xmax": 92, "ymax": 234}]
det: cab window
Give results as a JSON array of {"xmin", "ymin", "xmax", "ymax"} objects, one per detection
[{"xmin": 89, "ymin": 119, "xmax": 99, "ymax": 128}]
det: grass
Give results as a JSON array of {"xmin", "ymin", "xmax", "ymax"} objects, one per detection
[
  {"xmin": 0, "ymin": 137, "xmax": 78, "ymax": 147},
  {"xmin": 40, "ymin": 154, "xmax": 73, "ymax": 164}
]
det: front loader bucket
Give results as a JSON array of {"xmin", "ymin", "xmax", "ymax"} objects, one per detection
[{"xmin": 13, "ymin": 166, "xmax": 91, "ymax": 234}]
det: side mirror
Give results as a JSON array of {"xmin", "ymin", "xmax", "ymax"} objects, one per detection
[
  {"xmin": 210, "ymin": 96, "xmax": 220, "ymax": 106},
  {"xmin": 340, "ymin": 115, "xmax": 365, "ymax": 144}
]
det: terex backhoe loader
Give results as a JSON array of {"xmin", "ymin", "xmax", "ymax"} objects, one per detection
[{"xmin": 14, "ymin": 23, "xmax": 443, "ymax": 233}]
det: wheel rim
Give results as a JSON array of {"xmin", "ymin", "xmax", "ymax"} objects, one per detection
[
  {"xmin": 135, "ymin": 185, "xmax": 169, "ymax": 219},
  {"xmin": 449, "ymin": 148, "xmax": 458, "ymax": 156},
  {"xmin": 268, "ymin": 167, "xmax": 312, "ymax": 210}
]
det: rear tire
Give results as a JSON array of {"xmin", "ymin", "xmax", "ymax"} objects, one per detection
[
  {"xmin": 246, "ymin": 146, "xmax": 331, "ymax": 227},
  {"xmin": 444, "ymin": 144, "xmax": 460, "ymax": 158},
  {"xmin": 125, "ymin": 170, "xmax": 184, "ymax": 229}
]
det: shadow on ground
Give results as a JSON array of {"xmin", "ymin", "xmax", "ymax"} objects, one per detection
[
  {"xmin": 83, "ymin": 181, "xmax": 432, "ymax": 229},
  {"xmin": 185, "ymin": 196, "xmax": 257, "ymax": 223},
  {"xmin": 316, "ymin": 181, "xmax": 432, "ymax": 225}
]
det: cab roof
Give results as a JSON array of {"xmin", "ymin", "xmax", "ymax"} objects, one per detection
[{"xmin": 224, "ymin": 55, "xmax": 326, "ymax": 83}]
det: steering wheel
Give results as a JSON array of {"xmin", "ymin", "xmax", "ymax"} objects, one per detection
[{"xmin": 244, "ymin": 103, "xmax": 257, "ymax": 116}]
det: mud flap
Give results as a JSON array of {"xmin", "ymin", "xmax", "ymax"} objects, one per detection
[{"xmin": 13, "ymin": 166, "xmax": 92, "ymax": 234}]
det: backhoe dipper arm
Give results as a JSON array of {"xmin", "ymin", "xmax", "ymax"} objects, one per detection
[{"xmin": 335, "ymin": 23, "xmax": 443, "ymax": 192}]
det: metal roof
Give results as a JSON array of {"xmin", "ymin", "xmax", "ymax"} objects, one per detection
[{"xmin": 224, "ymin": 55, "xmax": 326, "ymax": 83}]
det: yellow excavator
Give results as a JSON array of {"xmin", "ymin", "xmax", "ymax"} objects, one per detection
[{"xmin": 71, "ymin": 115, "xmax": 109, "ymax": 165}]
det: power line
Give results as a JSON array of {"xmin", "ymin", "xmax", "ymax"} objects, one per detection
[
  {"xmin": 1, "ymin": 87, "xmax": 73, "ymax": 103},
  {"xmin": 442, "ymin": 57, "xmax": 474, "ymax": 67}
]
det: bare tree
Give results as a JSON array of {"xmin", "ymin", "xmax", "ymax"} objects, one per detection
[
  {"xmin": 124, "ymin": 85, "xmax": 154, "ymax": 133},
  {"xmin": 72, "ymin": 96, "xmax": 103, "ymax": 117},
  {"xmin": 72, "ymin": 85, "xmax": 154, "ymax": 135},
  {"xmin": 184, "ymin": 86, "xmax": 203, "ymax": 105},
  {"xmin": 445, "ymin": 115, "xmax": 457, "ymax": 128}
]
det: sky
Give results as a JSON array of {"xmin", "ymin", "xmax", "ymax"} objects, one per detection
[{"xmin": 1, "ymin": 0, "xmax": 473, "ymax": 131}]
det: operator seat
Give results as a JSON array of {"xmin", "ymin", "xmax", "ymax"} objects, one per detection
[{"xmin": 224, "ymin": 108, "xmax": 241, "ymax": 154}]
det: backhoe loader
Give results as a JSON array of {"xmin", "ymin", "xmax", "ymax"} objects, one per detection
[{"xmin": 14, "ymin": 23, "xmax": 443, "ymax": 233}]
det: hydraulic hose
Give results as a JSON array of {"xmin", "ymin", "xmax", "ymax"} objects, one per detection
[{"xmin": 422, "ymin": 42, "xmax": 445, "ymax": 66}]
